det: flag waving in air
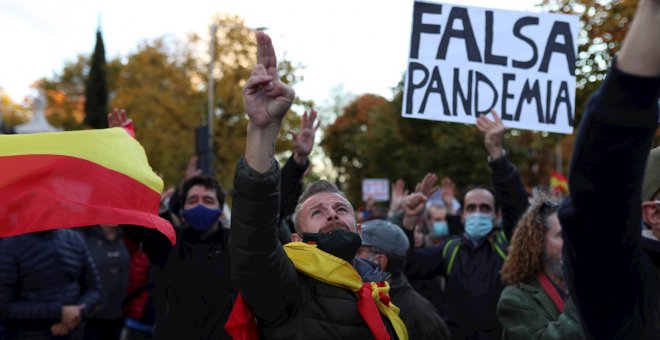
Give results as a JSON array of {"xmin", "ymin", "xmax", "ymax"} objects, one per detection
[{"xmin": 0, "ymin": 127, "xmax": 175, "ymax": 244}]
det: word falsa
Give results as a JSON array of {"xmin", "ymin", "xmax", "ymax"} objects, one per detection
[{"xmin": 402, "ymin": 1, "xmax": 579, "ymax": 134}]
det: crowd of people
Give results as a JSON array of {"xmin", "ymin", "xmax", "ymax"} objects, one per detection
[{"xmin": 1, "ymin": 0, "xmax": 659, "ymax": 339}]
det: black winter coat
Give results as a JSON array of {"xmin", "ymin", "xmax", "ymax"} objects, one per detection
[
  {"xmin": 229, "ymin": 157, "xmax": 399, "ymax": 339},
  {"xmin": 389, "ymin": 273, "xmax": 450, "ymax": 340},
  {"xmin": 0, "ymin": 229, "xmax": 102, "ymax": 339},
  {"xmin": 558, "ymin": 61, "xmax": 660, "ymax": 339},
  {"xmin": 124, "ymin": 224, "xmax": 234, "ymax": 340}
]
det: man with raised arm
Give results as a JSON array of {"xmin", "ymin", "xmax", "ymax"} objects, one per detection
[
  {"xmin": 558, "ymin": 0, "xmax": 660, "ymax": 338},
  {"xmin": 225, "ymin": 32, "xmax": 407, "ymax": 339},
  {"xmin": 401, "ymin": 110, "xmax": 529, "ymax": 340}
]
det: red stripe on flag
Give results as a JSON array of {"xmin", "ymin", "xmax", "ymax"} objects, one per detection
[{"xmin": 0, "ymin": 154, "xmax": 175, "ymax": 244}]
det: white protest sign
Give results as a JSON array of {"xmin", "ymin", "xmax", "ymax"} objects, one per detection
[
  {"xmin": 403, "ymin": 1, "xmax": 579, "ymax": 134},
  {"xmin": 362, "ymin": 179, "xmax": 390, "ymax": 202}
]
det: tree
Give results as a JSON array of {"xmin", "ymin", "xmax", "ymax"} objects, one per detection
[
  {"xmin": 0, "ymin": 91, "xmax": 30, "ymax": 132},
  {"xmin": 111, "ymin": 38, "xmax": 204, "ymax": 188},
  {"xmin": 84, "ymin": 29, "xmax": 109, "ymax": 129},
  {"xmin": 39, "ymin": 55, "xmax": 121, "ymax": 131}
]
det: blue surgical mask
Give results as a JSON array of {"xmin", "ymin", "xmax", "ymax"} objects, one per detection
[
  {"xmin": 432, "ymin": 221, "xmax": 449, "ymax": 237},
  {"xmin": 464, "ymin": 213, "xmax": 493, "ymax": 241},
  {"xmin": 181, "ymin": 205, "xmax": 221, "ymax": 233}
]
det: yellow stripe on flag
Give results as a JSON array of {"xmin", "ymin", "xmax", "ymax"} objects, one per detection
[{"xmin": 0, "ymin": 128, "xmax": 163, "ymax": 193}]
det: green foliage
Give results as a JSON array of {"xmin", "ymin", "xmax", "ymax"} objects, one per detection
[{"xmin": 84, "ymin": 30, "xmax": 109, "ymax": 129}]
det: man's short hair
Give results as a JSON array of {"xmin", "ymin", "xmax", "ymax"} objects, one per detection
[
  {"xmin": 181, "ymin": 175, "xmax": 225, "ymax": 209},
  {"xmin": 293, "ymin": 180, "xmax": 350, "ymax": 235},
  {"xmin": 643, "ymin": 146, "xmax": 660, "ymax": 201}
]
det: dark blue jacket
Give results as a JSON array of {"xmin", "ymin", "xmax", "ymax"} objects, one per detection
[
  {"xmin": 0, "ymin": 229, "xmax": 102, "ymax": 339},
  {"xmin": 558, "ymin": 61, "xmax": 660, "ymax": 339}
]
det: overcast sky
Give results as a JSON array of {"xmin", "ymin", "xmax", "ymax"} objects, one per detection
[{"xmin": 0, "ymin": 0, "xmax": 541, "ymax": 106}]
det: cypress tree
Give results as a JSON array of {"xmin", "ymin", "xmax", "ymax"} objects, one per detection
[{"xmin": 84, "ymin": 29, "xmax": 108, "ymax": 128}]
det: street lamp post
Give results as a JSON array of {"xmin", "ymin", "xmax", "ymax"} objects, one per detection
[{"xmin": 199, "ymin": 24, "xmax": 268, "ymax": 176}]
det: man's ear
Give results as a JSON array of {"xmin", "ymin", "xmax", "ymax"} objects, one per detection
[
  {"xmin": 377, "ymin": 254, "xmax": 389, "ymax": 272},
  {"xmin": 642, "ymin": 201, "xmax": 660, "ymax": 227},
  {"xmin": 291, "ymin": 233, "xmax": 302, "ymax": 242},
  {"xmin": 356, "ymin": 223, "xmax": 362, "ymax": 235}
]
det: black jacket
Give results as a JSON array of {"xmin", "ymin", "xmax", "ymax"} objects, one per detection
[
  {"xmin": 229, "ymin": 157, "xmax": 399, "ymax": 339},
  {"xmin": 124, "ymin": 224, "xmax": 234, "ymax": 340},
  {"xmin": 558, "ymin": 61, "xmax": 660, "ymax": 339},
  {"xmin": 81, "ymin": 227, "xmax": 130, "ymax": 320},
  {"xmin": 389, "ymin": 273, "xmax": 450, "ymax": 340},
  {"xmin": 404, "ymin": 156, "xmax": 529, "ymax": 339},
  {"xmin": 0, "ymin": 229, "xmax": 102, "ymax": 339}
]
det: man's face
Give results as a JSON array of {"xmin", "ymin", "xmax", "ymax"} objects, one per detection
[
  {"xmin": 543, "ymin": 213, "xmax": 564, "ymax": 279},
  {"xmin": 461, "ymin": 188, "xmax": 496, "ymax": 223},
  {"xmin": 425, "ymin": 205, "xmax": 447, "ymax": 227},
  {"xmin": 296, "ymin": 192, "xmax": 358, "ymax": 235},
  {"xmin": 356, "ymin": 246, "xmax": 385, "ymax": 270},
  {"xmin": 184, "ymin": 185, "xmax": 220, "ymax": 210}
]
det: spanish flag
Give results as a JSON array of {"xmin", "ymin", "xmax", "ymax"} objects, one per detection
[
  {"xmin": 0, "ymin": 127, "xmax": 175, "ymax": 244},
  {"xmin": 550, "ymin": 171, "xmax": 569, "ymax": 195}
]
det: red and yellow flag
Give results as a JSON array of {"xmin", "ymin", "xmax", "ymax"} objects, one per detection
[
  {"xmin": 0, "ymin": 127, "xmax": 175, "ymax": 244},
  {"xmin": 550, "ymin": 171, "xmax": 569, "ymax": 194}
]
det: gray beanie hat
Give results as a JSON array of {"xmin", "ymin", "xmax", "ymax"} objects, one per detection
[
  {"xmin": 643, "ymin": 146, "xmax": 660, "ymax": 201},
  {"xmin": 361, "ymin": 219, "xmax": 409, "ymax": 258}
]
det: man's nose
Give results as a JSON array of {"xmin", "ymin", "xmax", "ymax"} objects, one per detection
[{"xmin": 326, "ymin": 210, "xmax": 339, "ymax": 221}]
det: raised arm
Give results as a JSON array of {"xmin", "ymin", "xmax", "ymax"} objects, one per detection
[
  {"xmin": 559, "ymin": 0, "xmax": 660, "ymax": 337},
  {"xmin": 229, "ymin": 31, "xmax": 300, "ymax": 324},
  {"xmin": 281, "ymin": 110, "xmax": 319, "ymax": 218},
  {"xmin": 476, "ymin": 110, "xmax": 528, "ymax": 240}
]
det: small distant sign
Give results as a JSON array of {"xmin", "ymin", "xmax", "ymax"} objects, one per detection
[{"xmin": 362, "ymin": 179, "xmax": 390, "ymax": 202}]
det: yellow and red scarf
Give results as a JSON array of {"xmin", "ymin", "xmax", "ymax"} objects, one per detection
[{"xmin": 225, "ymin": 242, "xmax": 408, "ymax": 340}]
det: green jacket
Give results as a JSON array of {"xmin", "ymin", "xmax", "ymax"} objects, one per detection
[{"xmin": 497, "ymin": 277, "xmax": 586, "ymax": 339}]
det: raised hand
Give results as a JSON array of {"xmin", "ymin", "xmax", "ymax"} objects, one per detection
[
  {"xmin": 402, "ymin": 192, "xmax": 428, "ymax": 231},
  {"xmin": 243, "ymin": 32, "xmax": 295, "ymax": 129},
  {"xmin": 107, "ymin": 108, "xmax": 132, "ymax": 128},
  {"xmin": 389, "ymin": 179, "xmax": 408, "ymax": 217},
  {"xmin": 415, "ymin": 173, "xmax": 439, "ymax": 197},
  {"xmin": 476, "ymin": 109, "xmax": 505, "ymax": 160},
  {"xmin": 289, "ymin": 110, "xmax": 320, "ymax": 165}
]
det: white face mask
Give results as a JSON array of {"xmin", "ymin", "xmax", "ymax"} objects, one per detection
[{"xmin": 464, "ymin": 213, "xmax": 493, "ymax": 240}]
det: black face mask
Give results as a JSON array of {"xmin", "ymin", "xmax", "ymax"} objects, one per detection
[{"xmin": 302, "ymin": 229, "xmax": 362, "ymax": 263}]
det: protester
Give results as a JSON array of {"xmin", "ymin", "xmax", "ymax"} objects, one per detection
[
  {"xmin": 558, "ymin": 0, "xmax": 660, "ymax": 336},
  {"xmin": 402, "ymin": 110, "xmax": 529, "ymax": 339},
  {"xmin": 109, "ymin": 108, "xmax": 235, "ymax": 339},
  {"xmin": 80, "ymin": 225, "xmax": 130, "ymax": 340},
  {"xmin": 0, "ymin": 229, "xmax": 102, "ymax": 339},
  {"xmin": 357, "ymin": 219, "xmax": 451, "ymax": 340},
  {"xmin": 225, "ymin": 31, "xmax": 407, "ymax": 339},
  {"xmin": 424, "ymin": 202, "xmax": 450, "ymax": 245},
  {"xmin": 126, "ymin": 174, "xmax": 233, "ymax": 340},
  {"xmin": 497, "ymin": 198, "xmax": 585, "ymax": 338}
]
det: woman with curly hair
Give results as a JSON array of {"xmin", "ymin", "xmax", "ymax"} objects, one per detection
[{"xmin": 496, "ymin": 198, "xmax": 585, "ymax": 339}]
